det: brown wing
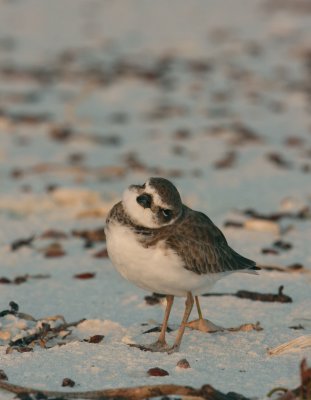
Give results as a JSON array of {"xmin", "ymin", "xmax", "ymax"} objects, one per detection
[{"xmin": 150, "ymin": 206, "xmax": 257, "ymax": 275}]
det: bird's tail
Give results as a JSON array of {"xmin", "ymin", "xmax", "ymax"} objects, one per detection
[{"xmin": 233, "ymin": 250, "xmax": 260, "ymax": 274}]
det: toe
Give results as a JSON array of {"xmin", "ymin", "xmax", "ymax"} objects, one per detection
[
  {"xmin": 187, "ymin": 318, "xmax": 224, "ymax": 333},
  {"xmin": 167, "ymin": 344, "xmax": 180, "ymax": 354}
]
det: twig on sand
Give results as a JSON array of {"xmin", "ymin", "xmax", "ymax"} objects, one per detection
[{"xmin": 0, "ymin": 381, "xmax": 251, "ymax": 400}]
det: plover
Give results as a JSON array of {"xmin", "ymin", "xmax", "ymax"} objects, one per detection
[{"xmin": 105, "ymin": 177, "xmax": 259, "ymax": 353}]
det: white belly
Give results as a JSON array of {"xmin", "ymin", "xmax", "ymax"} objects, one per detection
[{"xmin": 105, "ymin": 221, "xmax": 225, "ymax": 297}]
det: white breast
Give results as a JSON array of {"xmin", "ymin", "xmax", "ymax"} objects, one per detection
[{"xmin": 105, "ymin": 221, "xmax": 224, "ymax": 297}]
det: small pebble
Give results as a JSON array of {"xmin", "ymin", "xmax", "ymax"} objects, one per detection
[
  {"xmin": 147, "ymin": 367, "xmax": 169, "ymax": 377},
  {"xmin": 88, "ymin": 335, "xmax": 104, "ymax": 343},
  {"xmin": 287, "ymin": 263, "xmax": 303, "ymax": 271},
  {"xmin": 62, "ymin": 378, "xmax": 75, "ymax": 387},
  {"xmin": 144, "ymin": 293, "xmax": 165, "ymax": 305},
  {"xmin": 93, "ymin": 248, "xmax": 109, "ymax": 258},
  {"xmin": 273, "ymin": 240, "xmax": 292, "ymax": 250},
  {"xmin": 44, "ymin": 242, "xmax": 66, "ymax": 258},
  {"xmin": 74, "ymin": 272, "xmax": 96, "ymax": 280},
  {"xmin": 261, "ymin": 248, "xmax": 279, "ymax": 255},
  {"xmin": 176, "ymin": 359, "xmax": 191, "ymax": 369},
  {"xmin": 223, "ymin": 220, "xmax": 243, "ymax": 228},
  {"xmin": 0, "ymin": 369, "xmax": 8, "ymax": 380},
  {"xmin": 40, "ymin": 230, "xmax": 68, "ymax": 240}
]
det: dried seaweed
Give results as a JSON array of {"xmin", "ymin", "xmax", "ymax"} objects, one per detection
[
  {"xmin": 144, "ymin": 293, "xmax": 166, "ymax": 305},
  {"xmin": 71, "ymin": 228, "xmax": 106, "ymax": 247},
  {"xmin": 11, "ymin": 236, "xmax": 35, "ymax": 251},
  {"xmin": 266, "ymin": 152, "xmax": 292, "ymax": 169},
  {"xmin": 1, "ymin": 302, "xmax": 85, "ymax": 351},
  {"xmin": 7, "ymin": 318, "xmax": 85, "ymax": 352},
  {"xmin": 259, "ymin": 263, "xmax": 307, "ymax": 273},
  {"xmin": 273, "ymin": 240, "xmax": 293, "ymax": 250},
  {"xmin": 203, "ymin": 286, "xmax": 292, "ymax": 303},
  {"xmin": 8, "ymin": 163, "xmax": 126, "ymax": 181},
  {"xmin": 267, "ymin": 359, "xmax": 311, "ymax": 400},
  {"xmin": 6, "ymin": 111, "xmax": 51, "ymax": 125},
  {"xmin": 0, "ymin": 301, "xmax": 34, "ymax": 319},
  {"xmin": 241, "ymin": 207, "xmax": 310, "ymax": 221},
  {"xmin": 289, "ymin": 324, "xmax": 305, "ymax": 330},
  {"xmin": 230, "ymin": 122, "xmax": 262, "ymax": 145},
  {"xmin": 223, "ymin": 220, "xmax": 244, "ymax": 228},
  {"xmin": 213, "ymin": 151, "xmax": 237, "ymax": 169},
  {"xmin": 235, "ymin": 286, "xmax": 292, "ymax": 303},
  {"xmin": 0, "ymin": 274, "xmax": 50, "ymax": 286},
  {"xmin": 40, "ymin": 230, "xmax": 68, "ymax": 240}
]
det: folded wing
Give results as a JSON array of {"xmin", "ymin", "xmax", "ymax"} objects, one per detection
[{"xmin": 165, "ymin": 207, "xmax": 258, "ymax": 275}]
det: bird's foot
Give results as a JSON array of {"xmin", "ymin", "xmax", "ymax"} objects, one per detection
[
  {"xmin": 128, "ymin": 340, "xmax": 169, "ymax": 352},
  {"xmin": 166, "ymin": 344, "xmax": 180, "ymax": 354},
  {"xmin": 186, "ymin": 318, "xmax": 224, "ymax": 333}
]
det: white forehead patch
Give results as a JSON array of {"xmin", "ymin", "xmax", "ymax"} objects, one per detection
[
  {"xmin": 145, "ymin": 181, "xmax": 170, "ymax": 209},
  {"xmin": 122, "ymin": 187, "xmax": 159, "ymax": 228}
]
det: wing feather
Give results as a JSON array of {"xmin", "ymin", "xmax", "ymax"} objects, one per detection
[{"xmin": 145, "ymin": 206, "xmax": 257, "ymax": 276}]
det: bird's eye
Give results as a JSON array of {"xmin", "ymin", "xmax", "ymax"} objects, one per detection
[
  {"xmin": 162, "ymin": 209, "xmax": 173, "ymax": 220},
  {"xmin": 136, "ymin": 194, "xmax": 152, "ymax": 209}
]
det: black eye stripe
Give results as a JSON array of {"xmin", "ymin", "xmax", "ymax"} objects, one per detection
[
  {"xmin": 161, "ymin": 209, "xmax": 173, "ymax": 219},
  {"xmin": 136, "ymin": 194, "xmax": 152, "ymax": 208}
]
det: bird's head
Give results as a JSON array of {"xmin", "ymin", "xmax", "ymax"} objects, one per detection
[{"xmin": 122, "ymin": 177, "xmax": 183, "ymax": 228}]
